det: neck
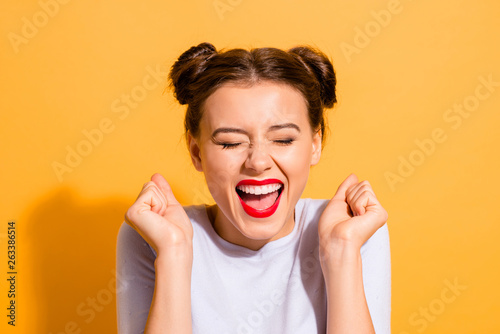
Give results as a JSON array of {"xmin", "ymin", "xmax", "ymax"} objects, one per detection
[{"xmin": 205, "ymin": 204, "xmax": 295, "ymax": 251}]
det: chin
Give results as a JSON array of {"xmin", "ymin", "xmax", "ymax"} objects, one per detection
[
  {"xmin": 210, "ymin": 180, "xmax": 297, "ymax": 246},
  {"xmin": 235, "ymin": 219, "xmax": 286, "ymax": 241},
  {"xmin": 231, "ymin": 195, "xmax": 295, "ymax": 243}
]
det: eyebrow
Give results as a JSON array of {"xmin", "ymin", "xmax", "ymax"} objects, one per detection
[
  {"xmin": 211, "ymin": 123, "xmax": 301, "ymax": 137},
  {"xmin": 269, "ymin": 123, "xmax": 301, "ymax": 132}
]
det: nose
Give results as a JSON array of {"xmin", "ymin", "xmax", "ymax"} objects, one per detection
[{"xmin": 244, "ymin": 142, "xmax": 273, "ymax": 173}]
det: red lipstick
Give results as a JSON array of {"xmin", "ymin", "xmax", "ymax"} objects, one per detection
[
  {"xmin": 236, "ymin": 179, "xmax": 284, "ymax": 218},
  {"xmin": 236, "ymin": 178, "xmax": 283, "ymax": 186}
]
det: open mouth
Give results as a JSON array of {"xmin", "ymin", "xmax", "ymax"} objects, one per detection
[{"xmin": 235, "ymin": 180, "xmax": 284, "ymax": 218}]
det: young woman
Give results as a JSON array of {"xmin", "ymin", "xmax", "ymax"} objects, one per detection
[{"xmin": 116, "ymin": 42, "xmax": 391, "ymax": 334}]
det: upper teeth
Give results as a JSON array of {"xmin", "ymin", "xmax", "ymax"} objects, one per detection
[{"xmin": 237, "ymin": 183, "xmax": 282, "ymax": 195}]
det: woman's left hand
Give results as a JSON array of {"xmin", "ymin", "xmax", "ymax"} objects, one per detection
[{"xmin": 318, "ymin": 173, "xmax": 388, "ymax": 254}]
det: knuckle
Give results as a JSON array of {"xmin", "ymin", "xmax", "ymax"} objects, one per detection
[
  {"xmin": 143, "ymin": 181, "xmax": 155, "ymax": 190},
  {"xmin": 360, "ymin": 183, "xmax": 372, "ymax": 192},
  {"xmin": 125, "ymin": 204, "xmax": 143, "ymax": 222},
  {"xmin": 377, "ymin": 208, "xmax": 389, "ymax": 223},
  {"xmin": 382, "ymin": 209, "xmax": 389, "ymax": 221},
  {"xmin": 362, "ymin": 188, "xmax": 375, "ymax": 199},
  {"xmin": 125, "ymin": 206, "xmax": 136, "ymax": 221}
]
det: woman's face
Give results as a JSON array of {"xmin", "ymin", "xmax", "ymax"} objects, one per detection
[{"xmin": 188, "ymin": 81, "xmax": 322, "ymax": 250}]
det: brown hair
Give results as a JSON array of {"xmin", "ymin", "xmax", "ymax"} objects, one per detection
[{"xmin": 168, "ymin": 42, "xmax": 337, "ymax": 147}]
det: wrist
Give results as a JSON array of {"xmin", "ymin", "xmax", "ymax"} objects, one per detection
[
  {"xmin": 155, "ymin": 245, "xmax": 193, "ymax": 269},
  {"xmin": 154, "ymin": 252, "xmax": 193, "ymax": 292},
  {"xmin": 319, "ymin": 238, "xmax": 362, "ymax": 274}
]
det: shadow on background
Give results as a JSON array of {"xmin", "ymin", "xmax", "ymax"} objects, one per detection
[{"xmin": 26, "ymin": 186, "xmax": 132, "ymax": 333}]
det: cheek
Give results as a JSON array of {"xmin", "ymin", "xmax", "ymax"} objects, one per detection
[
  {"xmin": 275, "ymin": 142, "xmax": 312, "ymax": 168},
  {"xmin": 274, "ymin": 144, "xmax": 312, "ymax": 187},
  {"xmin": 202, "ymin": 150, "xmax": 243, "ymax": 199}
]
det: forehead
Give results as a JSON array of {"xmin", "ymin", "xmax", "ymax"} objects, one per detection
[{"xmin": 200, "ymin": 81, "xmax": 310, "ymax": 134}]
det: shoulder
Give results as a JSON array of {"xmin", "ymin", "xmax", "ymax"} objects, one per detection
[
  {"xmin": 116, "ymin": 221, "xmax": 157, "ymax": 259},
  {"xmin": 294, "ymin": 198, "xmax": 330, "ymax": 247},
  {"xmin": 360, "ymin": 222, "xmax": 391, "ymax": 332},
  {"xmin": 116, "ymin": 223, "xmax": 157, "ymax": 332},
  {"xmin": 361, "ymin": 222, "xmax": 390, "ymax": 255},
  {"xmin": 182, "ymin": 203, "xmax": 210, "ymax": 232}
]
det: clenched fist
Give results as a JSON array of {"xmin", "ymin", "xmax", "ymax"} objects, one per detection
[
  {"xmin": 318, "ymin": 173, "xmax": 388, "ymax": 255},
  {"xmin": 125, "ymin": 173, "xmax": 193, "ymax": 256}
]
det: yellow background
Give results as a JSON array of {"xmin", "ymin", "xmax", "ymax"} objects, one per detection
[{"xmin": 1, "ymin": 0, "xmax": 499, "ymax": 333}]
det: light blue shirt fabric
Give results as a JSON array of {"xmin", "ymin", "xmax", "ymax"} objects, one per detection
[{"xmin": 116, "ymin": 198, "xmax": 391, "ymax": 333}]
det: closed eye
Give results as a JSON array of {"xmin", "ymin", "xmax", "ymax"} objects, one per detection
[
  {"xmin": 220, "ymin": 142, "xmax": 241, "ymax": 149},
  {"xmin": 217, "ymin": 139, "xmax": 294, "ymax": 149},
  {"xmin": 274, "ymin": 139, "xmax": 294, "ymax": 145}
]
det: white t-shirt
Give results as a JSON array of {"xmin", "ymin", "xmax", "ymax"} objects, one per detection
[{"xmin": 116, "ymin": 198, "xmax": 391, "ymax": 334}]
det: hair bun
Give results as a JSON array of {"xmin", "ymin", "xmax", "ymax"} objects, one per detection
[
  {"xmin": 288, "ymin": 46, "xmax": 336, "ymax": 108},
  {"xmin": 169, "ymin": 42, "xmax": 218, "ymax": 105}
]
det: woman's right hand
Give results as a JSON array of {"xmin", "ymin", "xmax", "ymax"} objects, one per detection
[{"xmin": 125, "ymin": 173, "xmax": 193, "ymax": 256}]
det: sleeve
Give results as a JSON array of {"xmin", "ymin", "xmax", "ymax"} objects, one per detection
[
  {"xmin": 360, "ymin": 222, "xmax": 391, "ymax": 334},
  {"xmin": 116, "ymin": 221, "xmax": 157, "ymax": 334}
]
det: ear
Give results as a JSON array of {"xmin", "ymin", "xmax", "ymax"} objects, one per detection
[
  {"xmin": 187, "ymin": 132, "xmax": 203, "ymax": 172},
  {"xmin": 310, "ymin": 128, "xmax": 322, "ymax": 166}
]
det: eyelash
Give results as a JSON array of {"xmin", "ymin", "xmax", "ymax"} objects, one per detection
[
  {"xmin": 219, "ymin": 139, "xmax": 295, "ymax": 150},
  {"xmin": 274, "ymin": 139, "xmax": 295, "ymax": 146},
  {"xmin": 220, "ymin": 143, "xmax": 240, "ymax": 149}
]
